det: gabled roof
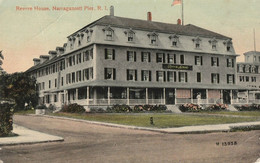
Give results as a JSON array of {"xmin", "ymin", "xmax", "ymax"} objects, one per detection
[{"xmin": 69, "ymin": 15, "xmax": 231, "ymax": 40}]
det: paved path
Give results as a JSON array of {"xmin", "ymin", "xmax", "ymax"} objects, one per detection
[
  {"xmin": 0, "ymin": 124, "xmax": 63, "ymax": 146},
  {"xmin": 1, "ymin": 115, "xmax": 260, "ymax": 163}
]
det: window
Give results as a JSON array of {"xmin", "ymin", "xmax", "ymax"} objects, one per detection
[
  {"xmin": 128, "ymin": 32, "xmax": 134, "ymax": 42},
  {"xmin": 156, "ymin": 71, "xmax": 166, "ymax": 82},
  {"xmin": 61, "ymin": 77, "xmax": 64, "ymax": 86},
  {"xmin": 86, "ymin": 29, "xmax": 93, "ymax": 42},
  {"xmin": 72, "ymin": 72, "xmax": 75, "ymax": 83},
  {"xmin": 239, "ymin": 76, "xmax": 244, "ymax": 82},
  {"xmin": 141, "ymin": 52, "xmax": 151, "ymax": 62},
  {"xmin": 151, "ymin": 35, "xmax": 157, "ymax": 45},
  {"xmin": 209, "ymin": 38, "xmax": 217, "ymax": 50},
  {"xmin": 180, "ymin": 55, "xmax": 184, "ymax": 64},
  {"xmin": 238, "ymin": 64, "xmax": 244, "ymax": 73},
  {"xmin": 211, "ymin": 73, "xmax": 220, "ymax": 84},
  {"xmin": 225, "ymin": 40, "xmax": 232, "ymax": 52},
  {"xmin": 55, "ymin": 79, "xmax": 57, "ymax": 87},
  {"xmin": 227, "ymin": 74, "xmax": 235, "ymax": 84},
  {"xmin": 227, "ymin": 58, "xmax": 234, "ymax": 68},
  {"xmin": 197, "ymin": 72, "xmax": 201, "ymax": 83},
  {"xmin": 156, "ymin": 53, "xmax": 165, "ymax": 63},
  {"xmin": 168, "ymin": 54, "xmax": 176, "ymax": 63},
  {"xmin": 89, "ymin": 67, "xmax": 93, "ymax": 80},
  {"xmin": 127, "ymin": 51, "xmax": 136, "ymax": 62},
  {"xmin": 148, "ymin": 32, "xmax": 158, "ymax": 45},
  {"xmin": 195, "ymin": 56, "xmax": 203, "ymax": 65},
  {"xmin": 169, "ymin": 35, "xmax": 179, "ymax": 47},
  {"xmin": 179, "ymin": 72, "xmax": 188, "ymax": 83},
  {"xmin": 104, "ymin": 68, "xmax": 116, "ymax": 80},
  {"xmin": 54, "ymin": 94, "xmax": 57, "ymax": 102},
  {"xmin": 141, "ymin": 70, "xmax": 151, "ymax": 81},
  {"xmin": 49, "ymin": 80, "xmax": 51, "ymax": 88},
  {"xmin": 245, "ymin": 65, "xmax": 250, "ymax": 73},
  {"xmin": 196, "ymin": 43, "xmax": 200, "ymax": 49},
  {"xmin": 76, "ymin": 71, "xmax": 82, "ymax": 82},
  {"xmin": 212, "ymin": 44, "xmax": 217, "ymax": 50},
  {"xmin": 105, "ymin": 49, "xmax": 115, "ymax": 60},
  {"xmin": 127, "ymin": 69, "xmax": 137, "ymax": 81},
  {"xmin": 83, "ymin": 50, "xmax": 89, "ymax": 61},
  {"xmin": 83, "ymin": 67, "xmax": 93, "ymax": 80},
  {"xmin": 76, "ymin": 53, "xmax": 81, "ymax": 64},
  {"xmin": 42, "ymin": 82, "xmax": 45, "ymax": 90},
  {"xmin": 246, "ymin": 76, "xmax": 249, "ymax": 82},
  {"xmin": 167, "ymin": 71, "xmax": 175, "ymax": 82},
  {"xmin": 211, "ymin": 57, "xmax": 219, "ymax": 66},
  {"xmin": 105, "ymin": 30, "xmax": 113, "ymax": 40},
  {"xmin": 66, "ymin": 74, "xmax": 71, "ymax": 84},
  {"xmin": 193, "ymin": 37, "xmax": 201, "ymax": 49},
  {"xmin": 252, "ymin": 77, "xmax": 257, "ymax": 82},
  {"xmin": 254, "ymin": 56, "xmax": 257, "ymax": 62}
]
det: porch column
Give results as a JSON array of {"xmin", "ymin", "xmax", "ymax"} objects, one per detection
[
  {"xmin": 75, "ymin": 88, "xmax": 78, "ymax": 100},
  {"xmin": 230, "ymin": 90, "xmax": 233, "ymax": 104},
  {"xmin": 146, "ymin": 88, "xmax": 148, "ymax": 104},
  {"xmin": 206, "ymin": 89, "xmax": 208, "ymax": 104},
  {"xmin": 247, "ymin": 90, "xmax": 249, "ymax": 104},
  {"xmin": 65, "ymin": 90, "xmax": 68, "ymax": 104},
  {"xmin": 108, "ymin": 87, "xmax": 111, "ymax": 105},
  {"xmin": 163, "ymin": 88, "xmax": 166, "ymax": 105},
  {"xmin": 86, "ymin": 86, "xmax": 89, "ymax": 106},
  {"xmin": 220, "ymin": 90, "xmax": 223, "ymax": 104},
  {"xmin": 191, "ymin": 89, "xmax": 193, "ymax": 103},
  {"xmin": 175, "ymin": 88, "xmax": 177, "ymax": 104},
  {"xmin": 127, "ymin": 87, "xmax": 130, "ymax": 105},
  {"xmin": 94, "ymin": 87, "xmax": 97, "ymax": 105}
]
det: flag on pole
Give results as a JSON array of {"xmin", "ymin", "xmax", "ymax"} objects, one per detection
[{"xmin": 171, "ymin": 0, "xmax": 181, "ymax": 6}]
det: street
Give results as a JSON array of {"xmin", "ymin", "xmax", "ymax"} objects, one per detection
[{"xmin": 1, "ymin": 115, "xmax": 260, "ymax": 163}]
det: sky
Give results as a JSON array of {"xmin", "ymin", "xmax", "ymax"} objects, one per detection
[{"xmin": 0, "ymin": 0, "xmax": 259, "ymax": 73}]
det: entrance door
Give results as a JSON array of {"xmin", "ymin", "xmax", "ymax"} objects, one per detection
[
  {"xmin": 223, "ymin": 90, "xmax": 231, "ymax": 104},
  {"xmin": 166, "ymin": 89, "xmax": 175, "ymax": 105}
]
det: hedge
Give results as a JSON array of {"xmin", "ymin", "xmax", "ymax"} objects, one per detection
[
  {"xmin": 0, "ymin": 103, "xmax": 14, "ymax": 137},
  {"xmin": 61, "ymin": 103, "xmax": 86, "ymax": 113},
  {"xmin": 179, "ymin": 103, "xmax": 228, "ymax": 112},
  {"xmin": 235, "ymin": 104, "xmax": 260, "ymax": 111},
  {"xmin": 106, "ymin": 104, "xmax": 167, "ymax": 113}
]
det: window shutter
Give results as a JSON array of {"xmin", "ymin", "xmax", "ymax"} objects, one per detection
[
  {"xmin": 134, "ymin": 52, "xmax": 137, "ymax": 62},
  {"xmin": 233, "ymin": 75, "xmax": 235, "ymax": 84},
  {"xmin": 149, "ymin": 71, "xmax": 152, "ymax": 81},
  {"xmin": 135, "ymin": 70, "xmax": 137, "ymax": 81},
  {"xmin": 201, "ymin": 56, "xmax": 203, "ymax": 65},
  {"xmin": 178, "ymin": 72, "xmax": 181, "ymax": 82},
  {"xmin": 217, "ymin": 74, "xmax": 220, "ymax": 83},
  {"xmin": 156, "ymin": 71, "xmax": 159, "ymax": 81},
  {"xmin": 141, "ymin": 52, "xmax": 144, "ymax": 62},
  {"xmin": 156, "ymin": 53, "xmax": 159, "ymax": 63},
  {"xmin": 211, "ymin": 57, "xmax": 213, "ymax": 66},
  {"xmin": 141, "ymin": 70, "xmax": 144, "ymax": 81},
  {"xmin": 113, "ymin": 68, "xmax": 116, "ymax": 80},
  {"xmin": 127, "ymin": 51, "xmax": 129, "ymax": 61},
  {"xmin": 167, "ymin": 71, "xmax": 170, "ymax": 81},
  {"xmin": 163, "ymin": 53, "xmax": 165, "ymax": 63},
  {"xmin": 86, "ymin": 69, "xmax": 89, "ymax": 80},
  {"xmin": 211, "ymin": 74, "xmax": 213, "ymax": 83},
  {"xmin": 163, "ymin": 71, "xmax": 166, "ymax": 82},
  {"xmin": 185, "ymin": 72, "xmax": 188, "ymax": 82},
  {"xmin": 232, "ymin": 59, "xmax": 234, "ymax": 67},
  {"xmin": 174, "ymin": 72, "xmax": 176, "ymax": 82},
  {"xmin": 104, "ymin": 68, "xmax": 107, "ymax": 79},
  {"xmin": 127, "ymin": 69, "xmax": 129, "ymax": 80},
  {"xmin": 148, "ymin": 53, "xmax": 151, "ymax": 62},
  {"xmin": 227, "ymin": 75, "xmax": 229, "ymax": 84},
  {"xmin": 174, "ymin": 54, "xmax": 176, "ymax": 64},
  {"xmin": 217, "ymin": 58, "xmax": 219, "ymax": 66},
  {"xmin": 227, "ymin": 59, "xmax": 229, "ymax": 67},
  {"xmin": 167, "ymin": 54, "xmax": 170, "ymax": 63},
  {"xmin": 105, "ymin": 49, "xmax": 108, "ymax": 59},
  {"xmin": 112, "ymin": 49, "xmax": 115, "ymax": 60},
  {"xmin": 195, "ymin": 56, "xmax": 197, "ymax": 65}
]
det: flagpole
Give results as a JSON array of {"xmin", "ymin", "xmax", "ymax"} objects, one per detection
[
  {"xmin": 254, "ymin": 28, "xmax": 256, "ymax": 52},
  {"xmin": 181, "ymin": 0, "xmax": 184, "ymax": 25}
]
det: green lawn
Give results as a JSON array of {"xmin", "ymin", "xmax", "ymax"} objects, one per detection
[
  {"xmin": 14, "ymin": 110, "xmax": 35, "ymax": 115},
  {"xmin": 52, "ymin": 112, "xmax": 260, "ymax": 128},
  {"xmin": 199, "ymin": 111, "xmax": 260, "ymax": 117}
]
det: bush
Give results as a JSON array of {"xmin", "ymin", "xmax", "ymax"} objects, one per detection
[
  {"xmin": 48, "ymin": 104, "xmax": 56, "ymax": 111},
  {"xmin": 61, "ymin": 103, "xmax": 85, "ymax": 113},
  {"xmin": 90, "ymin": 108, "xmax": 106, "ymax": 113},
  {"xmin": 205, "ymin": 104, "xmax": 228, "ymax": 111},
  {"xmin": 179, "ymin": 103, "xmax": 202, "ymax": 112},
  {"xmin": 235, "ymin": 104, "xmax": 260, "ymax": 111},
  {"xmin": 36, "ymin": 104, "xmax": 47, "ymax": 110},
  {"xmin": 0, "ymin": 103, "xmax": 14, "ymax": 137},
  {"xmin": 133, "ymin": 105, "xmax": 167, "ymax": 112},
  {"xmin": 107, "ymin": 104, "xmax": 132, "ymax": 113}
]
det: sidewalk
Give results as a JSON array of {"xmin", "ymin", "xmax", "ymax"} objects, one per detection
[
  {"xmin": 0, "ymin": 124, "xmax": 64, "ymax": 146},
  {"xmin": 34, "ymin": 114, "xmax": 260, "ymax": 134}
]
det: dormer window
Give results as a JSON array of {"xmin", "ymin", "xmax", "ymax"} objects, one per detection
[
  {"xmin": 147, "ymin": 32, "xmax": 158, "ymax": 45},
  {"xmin": 169, "ymin": 34, "xmax": 179, "ymax": 47},
  {"xmin": 124, "ymin": 28, "xmax": 135, "ymax": 42},
  {"xmin": 209, "ymin": 38, "xmax": 218, "ymax": 50},
  {"xmin": 69, "ymin": 37, "xmax": 75, "ymax": 50},
  {"xmin": 85, "ymin": 28, "xmax": 93, "ymax": 42},
  {"xmin": 103, "ymin": 26, "xmax": 114, "ymax": 41},
  {"xmin": 224, "ymin": 39, "xmax": 233, "ymax": 52},
  {"xmin": 192, "ymin": 37, "xmax": 201, "ymax": 49}
]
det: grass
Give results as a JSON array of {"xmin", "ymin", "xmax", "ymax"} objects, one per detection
[
  {"xmin": 52, "ymin": 112, "xmax": 260, "ymax": 128},
  {"xmin": 199, "ymin": 111, "xmax": 260, "ymax": 117},
  {"xmin": 14, "ymin": 109, "xmax": 35, "ymax": 115}
]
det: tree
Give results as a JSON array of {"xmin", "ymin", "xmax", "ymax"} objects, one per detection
[
  {"xmin": 0, "ymin": 51, "xmax": 5, "ymax": 75},
  {"xmin": 0, "ymin": 72, "xmax": 38, "ymax": 110}
]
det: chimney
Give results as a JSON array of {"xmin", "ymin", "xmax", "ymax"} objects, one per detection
[
  {"xmin": 33, "ymin": 58, "xmax": 40, "ymax": 66},
  {"xmin": 48, "ymin": 50, "xmax": 57, "ymax": 59},
  {"xmin": 39, "ymin": 55, "xmax": 49, "ymax": 64},
  {"xmin": 177, "ymin": 19, "xmax": 181, "ymax": 25},
  {"xmin": 110, "ymin": 6, "xmax": 114, "ymax": 16},
  {"xmin": 147, "ymin": 12, "xmax": 152, "ymax": 21},
  {"xmin": 56, "ymin": 47, "xmax": 65, "ymax": 56}
]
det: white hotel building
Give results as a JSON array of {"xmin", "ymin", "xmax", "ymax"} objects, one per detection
[{"xmin": 26, "ymin": 8, "xmax": 254, "ymax": 109}]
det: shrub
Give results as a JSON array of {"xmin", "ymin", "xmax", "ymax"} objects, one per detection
[
  {"xmin": 36, "ymin": 104, "xmax": 47, "ymax": 110},
  {"xmin": 133, "ymin": 105, "xmax": 167, "ymax": 112},
  {"xmin": 61, "ymin": 103, "xmax": 85, "ymax": 113},
  {"xmin": 0, "ymin": 103, "xmax": 14, "ymax": 137},
  {"xmin": 48, "ymin": 104, "xmax": 56, "ymax": 111},
  {"xmin": 205, "ymin": 104, "xmax": 228, "ymax": 111},
  {"xmin": 235, "ymin": 104, "xmax": 260, "ymax": 111},
  {"xmin": 90, "ymin": 108, "xmax": 106, "ymax": 113},
  {"xmin": 108, "ymin": 104, "xmax": 132, "ymax": 113},
  {"xmin": 179, "ymin": 103, "xmax": 202, "ymax": 112}
]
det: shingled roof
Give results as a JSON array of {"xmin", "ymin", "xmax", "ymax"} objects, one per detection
[{"xmin": 70, "ymin": 15, "xmax": 231, "ymax": 40}]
